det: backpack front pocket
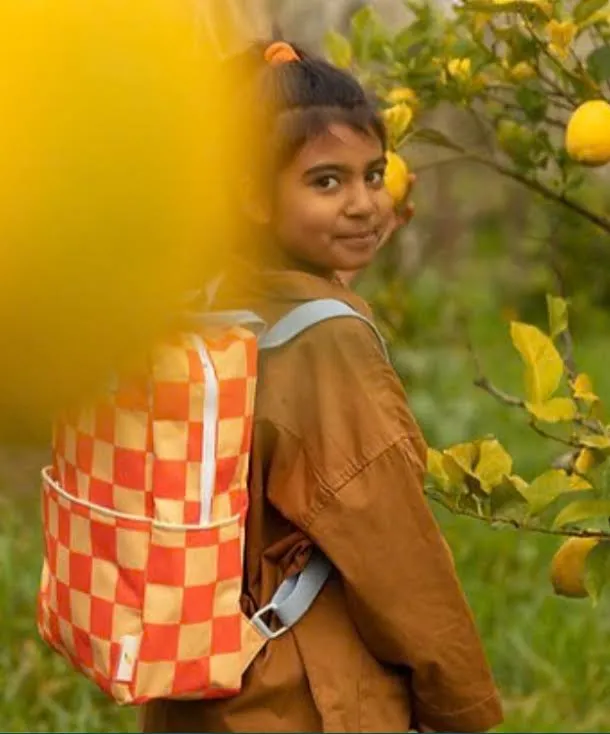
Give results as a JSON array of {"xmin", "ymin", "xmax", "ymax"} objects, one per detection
[{"xmin": 39, "ymin": 467, "xmax": 255, "ymax": 705}]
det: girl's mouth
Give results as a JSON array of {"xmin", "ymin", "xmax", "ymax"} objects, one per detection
[{"xmin": 335, "ymin": 230, "xmax": 379, "ymax": 249}]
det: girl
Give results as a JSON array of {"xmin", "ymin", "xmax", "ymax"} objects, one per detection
[{"xmin": 143, "ymin": 41, "xmax": 503, "ymax": 734}]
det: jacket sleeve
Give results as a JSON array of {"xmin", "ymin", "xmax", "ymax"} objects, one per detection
[{"xmin": 263, "ymin": 317, "xmax": 503, "ymax": 733}]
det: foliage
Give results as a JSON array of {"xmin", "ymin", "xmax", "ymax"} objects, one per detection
[
  {"xmin": 327, "ymin": 0, "xmax": 610, "ymax": 234},
  {"xmin": 326, "ymin": 0, "xmax": 610, "ymax": 306},
  {"xmin": 326, "ymin": 1, "xmax": 610, "ymax": 602}
]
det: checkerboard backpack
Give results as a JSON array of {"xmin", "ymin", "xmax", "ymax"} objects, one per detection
[{"xmin": 38, "ymin": 299, "xmax": 387, "ymax": 705}]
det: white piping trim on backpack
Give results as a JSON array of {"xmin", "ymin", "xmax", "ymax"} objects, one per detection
[
  {"xmin": 191, "ymin": 335, "xmax": 219, "ymax": 525},
  {"xmin": 41, "ymin": 467, "xmax": 240, "ymax": 531}
]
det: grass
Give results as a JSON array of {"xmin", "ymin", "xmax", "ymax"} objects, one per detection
[
  {"xmin": 405, "ymin": 292, "xmax": 610, "ymax": 733},
  {"xmin": 1, "ymin": 282, "xmax": 610, "ymax": 732}
]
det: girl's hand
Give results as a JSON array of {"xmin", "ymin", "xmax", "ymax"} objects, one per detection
[
  {"xmin": 378, "ymin": 173, "xmax": 416, "ymax": 248},
  {"xmin": 336, "ymin": 173, "xmax": 416, "ymax": 287}
]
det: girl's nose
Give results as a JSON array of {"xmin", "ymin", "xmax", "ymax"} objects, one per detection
[{"xmin": 344, "ymin": 182, "xmax": 377, "ymax": 218}]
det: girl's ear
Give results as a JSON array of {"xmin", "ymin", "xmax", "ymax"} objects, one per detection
[{"xmin": 240, "ymin": 174, "xmax": 272, "ymax": 226}]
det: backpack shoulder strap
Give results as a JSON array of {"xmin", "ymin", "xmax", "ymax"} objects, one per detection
[{"xmin": 258, "ymin": 298, "xmax": 388, "ymax": 360}]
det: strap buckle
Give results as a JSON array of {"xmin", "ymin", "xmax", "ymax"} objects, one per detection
[
  {"xmin": 249, "ymin": 550, "xmax": 333, "ymax": 641},
  {"xmin": 250, "ymin": 603, "xmax": 289, "ymax": 640}
]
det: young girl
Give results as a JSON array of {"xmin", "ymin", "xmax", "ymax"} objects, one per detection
[{"xmin": 143, "ymin": 41, "xmax": 503, "ymax": 734}]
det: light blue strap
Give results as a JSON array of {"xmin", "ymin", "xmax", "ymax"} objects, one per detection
[
  {"xmin": 258, "ymin": 298, "xmax": 388, "ymax": 360},
  {"xmin": 250, "ymin": 550, "xmax": 332, "ymax": 640}
]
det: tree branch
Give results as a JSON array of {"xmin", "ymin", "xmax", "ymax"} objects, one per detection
[
  {"xmin": 483, "ymin": 91, "xmax": 567, "ymax": 129},
  {"xmin": 473, "ymin": 375, "xmax": 524, "ymax": 407},
  {"xmin": 426, "ymin": 488, "xmax": 610, "ymax": 539},
  {"xmin": 526, "ymin": 24, "xmax": 581, "ymax": 106},
  {"xmin": 465, "ymin": 312, "xmax": 604, "ymax": 438},
  {"xmin": 411, "ymin": 132, "xmax": 610, "ymax": 235},
  {"xmin": 475, "ymin": 156, "xmax": 610, "ymax": 235},
  {"xmin": 412, "ymin": 153, "xmax": 473, "ymax": 173},
  {"xmin": 528, "ymin": 419, "xmax": 578, "ymax": 447}
]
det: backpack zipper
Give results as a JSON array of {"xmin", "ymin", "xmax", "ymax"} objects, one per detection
[{"xmin": 191, "ymin": 335, "xmax": 219, "ymax": 525}]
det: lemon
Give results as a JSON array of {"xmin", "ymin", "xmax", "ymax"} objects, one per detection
[
  {"xmin": 550, "ymin": 537, "xmax": 599, "ymax": 598},
  {"xmin": 565, "ymin": 100, "xmax": 610, "ymax": 166},
  {"xmin": 384, "ymin": 151, "xmax": 409, "ymax": 206}
]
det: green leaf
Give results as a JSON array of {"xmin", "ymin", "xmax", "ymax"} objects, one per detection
[
  {"xmin": 569, "ymin": 473, "xmax": 593, "ymax": 491},
  {"xmin": 584, "ymin": 541, "xmax": 610, "ymax": 604},
  {"xmin": 553, "ymin": 499, "xmax": 610, "ymax": 529},
  {"xmin": 579, "ymin": 7, "xmax": 610, "ymax": 29},
  {"xmin": 427, "ymin": 448, "xmax": 449, "ymax": 487},
  {"xmin": 515, "ymin": 85, "xmax": 548, "ymax": 123},
  {"xmin": 324, "ymin": 31, "xmax": 353, "ymax": 69},
  {"xmin": 349, "ymin": 5, "xmax": 389, "ymax": 64},
  {"xmin": 586, "ymin": 45, "xmax": 610, "ymax": 83},
  {"xmin": 490, "ymin": 477, "xmax": 529, "ymax": 519},
  {"xmin": 574, "ymin": 0, "xmax": 608, "ymax": 25},
  {"xmin": 351, "ymin": 5, "xmax": 376, "ymax": 36},
  {"xmin": 526, "ymin": 398, "xmax": 577, "ymax": 423},
  {"xmin": 445, "ymin": 442, "xmax": 478, "ymax": 474},
  {"xmin": 506, "ymin": 29, "xmax": 539, "ymax": 61},
  {"xmin": 510, "ymin": 322, "xmax": 564, "ymax": 404},
  {"xmin": 571, "ymin": 373, "xmax": 599, "ymax": 403},
  {"xmin": 580, "ymin": 434, "xmax": 610, "ymax": 450},
  {"xmin": 546, "ymin": 294, "xmax": 569, "ymax": 339},
  {"xmin": 474, "ymin": 439, "xmax": 513, "ymax": 492},
  {"xmin": 524, "ymin": 470, "xmax": 584, "ymax": 515},
  {"xmin": 441, "ymin": 454, "xmax": 469, "ymax": 487},
  {"xmin": 461, "ymin": 1, "xmax": 548, "ymax": 20},
  {"xmin": 507, "ymin": 474, "xmax": 529, "ymax": 496}
]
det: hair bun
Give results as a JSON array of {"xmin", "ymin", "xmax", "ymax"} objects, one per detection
[{"xmin": 264, "ymin": 41, "xmax": 300, "ymax": 66}]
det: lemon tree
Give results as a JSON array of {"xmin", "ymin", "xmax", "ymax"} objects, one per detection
[
  {"xmin": 427, "ymin": 293, "xmax": 610, "ymax": 601},
  {"xmin": 326, "ymin": 2, "xmax": 610, "ymax": 602},
  {"xmin": 326, "ymin": 1, "xmax": 610, "ymax": 232}
]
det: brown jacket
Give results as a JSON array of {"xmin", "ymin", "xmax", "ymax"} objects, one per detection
[{"xmin": 143, "ymin": 271, "xmax": 503, "ymax": 733}]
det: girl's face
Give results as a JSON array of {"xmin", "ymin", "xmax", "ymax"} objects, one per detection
[{"xmin": 271, "ymin": 123, "xmax": 393, "ymax": 275}]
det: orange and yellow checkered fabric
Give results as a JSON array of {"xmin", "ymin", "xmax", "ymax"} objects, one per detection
[{"xmin": 38, "ymin": 326, "xmax": 265, "ymax": 704}]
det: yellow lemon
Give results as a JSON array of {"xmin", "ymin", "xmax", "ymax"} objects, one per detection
[
  {"xmin": 550, "ymin": 537, "xmax": 599, "ymax": 598},
  {"xmin": 384, "ymin": 151, "xmax": 409, "ymax": 206},
  {"xmin": 565, "ymin": 100, "xmax": 610, "ymax": 166}
]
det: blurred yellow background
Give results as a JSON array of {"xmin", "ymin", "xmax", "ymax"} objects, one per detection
[{"xmin": 0, "ymin": 0, "xmax": 257, "ymax": 438}]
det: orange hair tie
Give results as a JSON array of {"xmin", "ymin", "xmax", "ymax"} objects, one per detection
[{"xmin": 264, "ymin": 41, "xmax": 300, "ymax": 66}]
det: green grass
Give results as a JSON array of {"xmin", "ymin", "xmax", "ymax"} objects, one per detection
[
  {"xmin": 2, "ymin": 292, "xmax": 610, "ymax": 732},
  {"xmin": 406, "ymin": 299, "xmax": 610, "ymax": 733}
]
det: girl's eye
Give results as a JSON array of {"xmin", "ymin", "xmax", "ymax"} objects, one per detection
[
  {"xmin": 366, "ymin": 169, "xmax": 385, "ymax": 187},
  {"xmin": 313, "ymin": 175, "xmax": 340, "ymax": 191}
]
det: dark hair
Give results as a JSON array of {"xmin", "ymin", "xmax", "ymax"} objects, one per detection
[{"xmin": 241, "ymin": 43, "xmax": 386, "ymax": 175}]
